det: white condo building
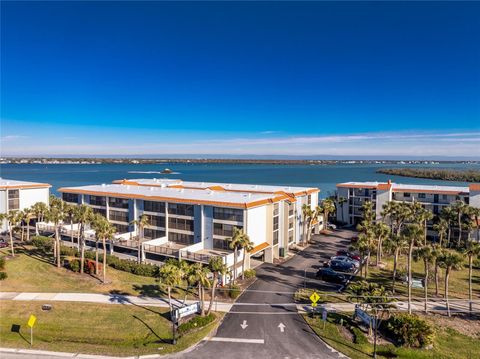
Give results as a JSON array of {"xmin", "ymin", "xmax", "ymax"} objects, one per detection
[
  {"xmin": 59, "ymin": 178, "xmax": 320, "ymax": 275},
  {"xmin": 0, "ymin": 178, "xmax": 51, "ymax": 232}
]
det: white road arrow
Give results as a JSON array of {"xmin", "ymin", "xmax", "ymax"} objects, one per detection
[
  {"xmin": 278, "ymin": 323, "xmax": 286, "ymax": 332},
  {"xmin": 240, "ymin": 320, "xmax": 248, "ymax": 330}
]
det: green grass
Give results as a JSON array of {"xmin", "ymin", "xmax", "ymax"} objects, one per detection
[
  {"xmin": 0, "ymin": 247, "xmax": 160, "ymax": 296},
  {"xmin": 0, "ymin": 301, "xmax": 221, "ymax": 356},
  {"xmin": 304, "ymin": 313, "xmax": 479, "ymax": 359}
]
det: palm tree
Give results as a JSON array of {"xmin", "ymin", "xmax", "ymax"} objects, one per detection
[
  {"xmin": 431, "ymin": 244, "xmax": 443, "ymax": 297},
  {"xmin": 321, "ymin": 198, "xmax": 336, "ymax": 228},
  {"xmin": 452, "ymin": 201, "xmax": 468, "ymax": 247},
  {"xmin": 470, "ymin": 207, "xmax": 480, "ymax": 242},
  {"xmin": 464, "ymin": 242, "xmax": 480, "ymax": 316},
  {"xmin": 438, "ymin": 250, "xmax": 464, "ymax": 317},
  {"xmin": 131, "ymin": 214, "xmax": 150, "ymax": 263},
  {"xmin": 93, "ymin": 216, "xmax": 116, "ymax": 283},
  {"xmin": 384, "ymin": 233, "xmax": 407, "ymax": 293},
  {"xmin": 64, "ymin": 204, "xmax": 77, "ymax": 245},
  {"xmin": 228, "ymin": 227, "xmax": 245, "ymax": 283},
  {"xmin": 239, "ymin": 234, "xmax": 254, "ymax": 280},
  {"xmin": 47, "ymin": 199, "xmax": 66, "ymax": 268},
  {"xmin": 32, "ymin": 201, "xmax": 48, "ymax": 223},
  {"xmin": 187, "ymin": 263, "xmax": 210, "ymax": 315},
  {"xmin": 433, "ymin": 219, "xmax": 448, "ymax": 247},
  {"xmin": 301, "ymin": 204, "xmax": 313, "ymax": 246},
  {"xmin": 75, "ymin": 205, "xmax": 94, "ymax": 274},
  {"xmin": 17, "ymin": 210, "xmax": 25, "ymax": 241},
  {"xmin": 92, "ymin": 213, "xmax": 105, "ymax": 276},
  {"xmin": 207, "ymin": 256, "xmax": 228, "ymax": 315},
  {"xmin": 373, "ymin": 222, "xmax": 390, "ymax": 265},
  {"xmin": 440, "ymin": 206, "xmax": 455, "ymax": 247},
  {"xmin": 0, "ymin": 211, "xmax": 18, "ymax": 257},
  {"xmin": 419, "ymin": 209, "xmax": 433, "ymax": 245},
  {"xmin": 413, "ymin": 245, "xmax": 435, "ymax": 313},
  {"xmin": 337, "ymin": 196, "xmax": 347, "ymax": 224},
  {"xmin": 382, "ymin": 201, "xmax": 412, "ymax": 236},
  {"xmin": 159, "ymin": 262, "xmax": 183, "ymax": 312},
  {"xmin": 22, "ymin": 208, "xmax": 35, "ymax": 243},
  {"xmin": 403, "ymin": 223, "xmax": 424, "ymax": 314},
  {"xmin": 352, "ymin": 233, "xmax": 371, "ymax": 278}
]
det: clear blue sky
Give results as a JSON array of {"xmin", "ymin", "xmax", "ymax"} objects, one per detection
[{"xmin": 1, "ymin": 1, "xmax": 479, "ymax": 158}]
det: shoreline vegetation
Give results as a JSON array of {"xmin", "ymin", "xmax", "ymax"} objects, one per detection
[
  {"xmin": 1, "ymin": 157, "xmax": 478, "ymax": 165},
  {"xmin": 377, "ymin": 168, "xmax": 480, "ymax": 182}
]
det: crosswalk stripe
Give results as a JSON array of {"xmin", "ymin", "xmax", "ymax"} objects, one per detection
[{"xmin": 207, "ymin": 337, "xmax": 265, "ymax": 344}]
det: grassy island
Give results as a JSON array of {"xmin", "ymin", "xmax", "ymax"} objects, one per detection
[{"xmin": 376, "ymin": 168, "xmax": 480, "ymax": 182}]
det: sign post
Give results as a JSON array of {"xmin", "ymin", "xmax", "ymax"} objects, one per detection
[
  {"xmin": 309, "ymin": 292, "xmax": 320, "ymax": 317},
  {"xmin": 27, "ymin": 315, "xmax": 36, "ymax": 346},
  {"xmin": 171, "ymin": 303, "xmax": 201, "ymax": 345},
  {"xmin": 322, "ymin": 309, "xmax": 327, "ymax": 329}
]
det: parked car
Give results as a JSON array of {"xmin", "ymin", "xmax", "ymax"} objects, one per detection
[
  {"xmin": 328, "ymin": 259, "xmax": 356, "ymax": 273},
  {"xmin": 336, "ymin": 250, "xmax": 361, "ymax": 261},
  {"xmin": 316, "ymin": 268, "xmax": 347, "ymax": 284},
  {"xmin": 330, "ymin": 255, "xmax": 360, "ymax": 268},
  {"xmin": 0, "ymin": 239, "xmax": 8, "ymax": 248}
]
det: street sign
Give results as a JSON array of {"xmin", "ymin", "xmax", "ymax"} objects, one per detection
[
  {"xmin": 27, "ymin": 315, "xmax": 36, "ymax": 328},
  {"xmin": 322, "ymin": 309, "xmax": 327, "ymax": 321},
  {"xmin": 172, "ymin": 302, "xmax": 200, "ymax": 323},
  {"xmin": 355, "ymin": 305, "xmax": 373, "ymax": 327},
  {"xmin": 309, "ymin": 292, "xmax": 320, "ymax": 305}
]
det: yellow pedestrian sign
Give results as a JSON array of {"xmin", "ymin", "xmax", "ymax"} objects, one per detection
[
  {"xmin": 27, "ymin": 315, "xmax": 36, "ymax": 328},
  {"xmin": 309, "ymin": 292, "xmax": 320, "ymax": 307}
]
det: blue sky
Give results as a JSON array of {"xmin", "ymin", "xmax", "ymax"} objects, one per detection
[{"xmin": 1, "ymin": 1, "xmax": 479, "ymax": 158}]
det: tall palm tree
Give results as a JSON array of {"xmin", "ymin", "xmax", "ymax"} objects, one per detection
[
  {"xmin": 321, "ymin": 198, "xmax": 336, "ymax": 228},
  {"xmin": 382, "ymin": 201, "xmax": 412, "ymax": 236},
  {"xmin": 17, "ymin": 210, "xmax": 25, "ymax": 241},
  {"xmin": 413, "ymin": 245, "xmax": 435, "ymax": 313},
  {"xmin": 452, "ymin": 201, "xmax": 468, "ymax": 247},
  {"xmin": 228, "ymin": 227, "xmax": 245, "ymax": 283},
  {"xmin": 47, "ymin": 200, "xmax": 66, "ymax": 268},
  {"xmin": 32, "ymin": 201, "xmax": 48, "ymax": 223},
  {"xmin": 187, "ymin": 263, "xmax": 210, "ymax": 315},
  {"xmin": 301, "ymin": 204, "xmax": 313, "ymax": 245},
  {"xmin": 438, "ymin": 250, "xmax": 464, "ymax": 317},
  {"xmin": 207, "ymin": 256, "xmax": 228, "ymax": 315},
  {"xmin": 337, "ymin": 196, "xmax": 347, "ymax": 224},
  {"xmin": 373, "ymin": 222, "xmax": 390, "ymax": 265},
  {"xmin": 433, "ymin": 219, "xmax": 448, "ymax": 247},
  {"xmin": 131, "ymin": 214, "xmax": 150, "ymax": 264},
  {"xmin": 384, "ymin": 233, "xmax": 407, "ymax": 293},
  {"xmin": 464, "ymin": 242, "xmax": 480, "ymax": 316},
  {"xmin": 159, "ymin": 262, "xmax": 183, "ymax": 312},
  {"xmin": 75, "ymin": 205, "xmax": 94, "ymax": 274},
  {"xmin": 431, "ymin": 244, "xmax": 443, "ymax": 297},
  {"xmin": 440, "ymin": 206, "xmax": 455, "ymax": 247},
  {"xmin": 0, "ymin": 211, "xmax": 18, "ymax": 257},
  {"xmin": 64, "ymin": 204, "xmax": 77, "ymax": 245},
  {"xmin": 22, "ymin": 208, "xmax": 35, "ymax": 243},
  {"xmin": 420, "ymin": 209, "xmax": 433, "ymax": 245},
  {"xmin": 470, "ymin": 207, "xmax": 480, "ymax": 242},
  {"xmin": 93, "ymin": 216, "xmax": 116, "ymax": 283},
  {"xmin": 403, "ymin": 223, "xmax": 424, "ymax": 314},
  {"xmin": 239, "ymin": 234, "xmax": 254, "ymax": 280},
  {"xmin": 92, "ymin": 213, "xmax": 105, "ymax": 276},
  {"xmin": 352, "ymin": 233, "xmax": 372, "ymax": 278}
]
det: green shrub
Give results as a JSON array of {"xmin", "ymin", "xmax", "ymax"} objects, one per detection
[
  {"xmin": 0, "ymin": 257, "xmax": 5, "ymax": 271},
  {"xmin": 243, "ymin": 269, "xmax": 256, "ymax": 279},
  {"xmin": 60, "ymin": 246, "xmax": 78, "ymax": 257},
  {"xmin": 177, "ymin": 314, "xmax": 215, "ymax": 336},
  {"xmin": 32, "ymin": 236, "xmax": 54, "ymax": 253},
  {"xmin": 382, "ymin": 313, "xmax": 434, "ymax": 348},
  {"xmin": 473, "ymin": 257, "xmax": 480, "ymax": 269},
  {"xmin": 351, "ymin": 326, "xmax": 368, "ymax": 345},
  {"xmin": 0, "ymin": 272, "xmax": 7, "ymax": 280},
  {"xmin": 228, "ymin": 284, "xmax": 241, "ymax": 299},
  {"xmin": 69, "ymin": 259, "xmax": 80, "ymax": 273},
  {"xmin": 106, "ymin": 255, "xmax": 159, "ymax": 277}
]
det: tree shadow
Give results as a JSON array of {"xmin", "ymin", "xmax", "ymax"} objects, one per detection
[
  {"xmin": 108, "ymin": 289, "xmax": 171, "ymax": 318},
  {"xmin": 132, "ymin": 315, "xmax": 172, "ymax": 344}
]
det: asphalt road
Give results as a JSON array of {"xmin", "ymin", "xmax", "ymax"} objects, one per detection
[{"xmin": 175, "ymin": 229, "xmax": 355, "ymax": 359}]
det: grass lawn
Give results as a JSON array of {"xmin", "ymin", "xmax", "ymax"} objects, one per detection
[
  {"xmin": 353, "ymin": 254, "xmax": 480, "ymax": 300},
  {"xmin": 0, "ymin": 247, "xmax": 160, "ymax": 296},
  {"xmin": 304, "ymin": 313, "xmax": 480, "ymax": 359},
  {"xmin": 0, "ymin": 301, "xmax": 221, "ymax": 356}
]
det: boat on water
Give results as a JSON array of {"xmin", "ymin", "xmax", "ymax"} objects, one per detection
[{"xmin": 160, "ymin": 168, "xmax": 173, "ymax": 174}]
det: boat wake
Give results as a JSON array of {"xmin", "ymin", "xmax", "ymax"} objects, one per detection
[{"xmin": 128, "ymin": 171, "xmax": 181, "ymax": 175}]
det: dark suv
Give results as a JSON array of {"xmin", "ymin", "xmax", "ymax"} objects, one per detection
[
  {"xmin": 316, "ymin": 268, "xmax": 347, "ymax": 284},
  {"xmin": 328, "ymin": 259, "xmax": 356, "ymax": 273}
]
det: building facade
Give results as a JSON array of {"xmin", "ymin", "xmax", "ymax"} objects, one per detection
[
  {"xmin": 59, "ymin": 178, "xmax": 320, "ymax": 274},
  {"xmin": 0, "ymin": 178, "xmax": 51, "ymax": 232},
  {"xmin": 336, "ymin": 180, "xmax": 480, "ymax": 229}
]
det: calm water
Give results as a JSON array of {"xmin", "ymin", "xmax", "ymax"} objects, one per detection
[{"xmin": 1, "ymin": 162, "xmax": 478, "ymax": 199}]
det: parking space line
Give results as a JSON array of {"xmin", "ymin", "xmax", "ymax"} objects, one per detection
[{"xmin": 208, "ymin": 337, "xmax": 265, "ymax": 344}]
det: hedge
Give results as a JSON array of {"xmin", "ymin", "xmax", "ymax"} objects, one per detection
[
  {"xmin": 228, "ymin": 284, "xmax": 241, "ymax": 299},
  {"xmin": 243, "ymin": 269, "xmax": 256, "ymax": 279},
  {"xmin": 177, "ymin": 314, "xmax": 215, "ymax": 336},
  {"xmin": 0, "ymin": 272, "xmax": 7, "ymax": 280},
  {"xmin": 31, "ymin": 236, "xmax": 54, "ymax": 253},
  {"xmin": 382, "ymin": 313, "xmax": 434, "ymax": 348}
]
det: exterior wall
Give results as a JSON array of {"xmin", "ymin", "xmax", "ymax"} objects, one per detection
[
  {"xmin": 336, "ymin": 187, "xmax": 349, "ymax": 224},
  {"xmin": 0, "ymin": 190, "xmax": 6, "ymax": 232},
  {"xmin": 193, "ymin": 205, "xmax": 202, "ymax": 243},
  {"xmin": 202, "ymin": 205, "xmax": 214, "ymax": 249},
  {"xmin": 470, "ymin": 189, "xmax": 480, "ymax": 209},
  {"xmin": 19, "ymin": 188, "xmax": 50, "ymax": 210},
  {"xmin": 375, "ymin": 188, "xmax": 391, "ymax": 221},
  {"xmin": 245, "ymin": 205, "xmax": 268, "ymax": 247}
]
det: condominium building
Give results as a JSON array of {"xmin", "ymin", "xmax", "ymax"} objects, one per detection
[
  {"xmin": 59, "ymin": 178, "xmax": 320, "ymax": 275},
  {"xmin": 336, "ymin": 180, "xmax": 480, "ymax": 227},
  {"xmin": 0, "ymin": 178, "xmax": 51, "ymax": 232}
]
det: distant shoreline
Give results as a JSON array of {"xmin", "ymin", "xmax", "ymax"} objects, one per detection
[
  {"xmin": 377, "ymin": 168, "xmax": 480, "ymax": 182},
  {"xmin": 1, "ymin": 157, "xmax": 478, "ymax": 166}
]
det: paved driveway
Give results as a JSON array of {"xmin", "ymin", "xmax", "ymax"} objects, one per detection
[{"xmin": 175, "ymin": 229, "xmax": 355, "ymax": 359}]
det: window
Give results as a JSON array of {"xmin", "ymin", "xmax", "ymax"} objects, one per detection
[
  {"xmin": 168, "ymin": 232, "xmax": 194, "ymax": 245},
  {"xmin": 273, "ymin": 231, "xmax": 279, "ymax": 245},
  {"xmin": 7, "ymin": 189, "xmax": 19, "ymax": 210},
  {"xmin": 288, "ymin": 217, "xmax": 294, "ymax": 230},
  {"xmin": 442, "ymin": 194, "xmax": 448, "ymax": 200},
  {"xmin": 62, "ymin": 193, "xmax": 79, "ymax": 203},
  {"xmin": 214, "ymin": 223, "xmax": 242, "ymax": 237},
  {"xmin": 307, "ymin": 195, "xmax": 311, "ymax": 205},
  {"xmin": 168, "ymin": 217, "xmax": 194, "ymax": 232},
  {"xmin": 144, "ymin": 228, "xmax": 165, "ymax": 239},
  {"xmin": 145, "ymin": 214, "xmax": 165, "ymax": 228},
  {"xmin": 144, "ymin": 200, "xmax": 165, "ymax": 213},
  {"xmin": 108, "ymin": 197, "xmax": 129, "ymax": 209},
  {"xmin": 273, "ymin": 203, "xmax": 279, "ymax": 216},
  {"xmin": 112, "ymin": 223, "xmax": 129, "ymax": 233},
  {"xmin": 288, "ymin": 230, "xmax": 294, "ymax": 243},
  {"xmin": 273, "ymin": 216, "xmax": 279, "ymax": 231},
  {"xmin": 418, "ymin": 193, "xmax": 426, "ymax": 199},
  {"xmin": 213, "ymin": 207, "xmax": 243, "ymax": 222},
  {"xmin": 168, "ymin": 203, "xmax": 194, "ymax": 217},
  {"xmin": 90, "ymin": 195, "xmax": 106, "ymax": 206},
  {"xmin": 288, "ymin": 203, "xmax": 294, "ymax": 216},
  {"xmin": 213, "ymin": 238, "xmax": 230, "ymax": 250},
  {"xmin": 404, "ymin": 192, "xmax": 411, "ymax": 198},
  {"xmin": 109, "ymin": 210, "xmax": 129, "ymax": 223},
  {"xmin": 465, "ymin": 197, "xmax": 469, "ymax": 204},
  {"xmin": 92, "ymin": 208, "xmax": 107, "ymax": 217}
]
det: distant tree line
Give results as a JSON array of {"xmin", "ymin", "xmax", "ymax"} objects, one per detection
[{"xmin": 377, "ymin": 168, "xmax": 480, "ymax": 182}]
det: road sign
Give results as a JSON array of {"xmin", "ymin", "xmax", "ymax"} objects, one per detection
[
  {"xmin": 309, "ymin": 292, "xmax": 320, "ymax": 305},
  {"xmin": 172, "ymin": 302, "xmax": 200, "ymax": 323},
  {"xmin": 27, "ymin": 315, "xmax": 36, "ymax": 328},
  {"xmin": 322, "ymin": 309, "xmax": 327, "ymax": 321}
]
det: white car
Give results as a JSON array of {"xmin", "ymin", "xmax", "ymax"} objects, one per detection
[{"xmin": 330, "ymin": 255, "xmax": 360, "ymax": 268}]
